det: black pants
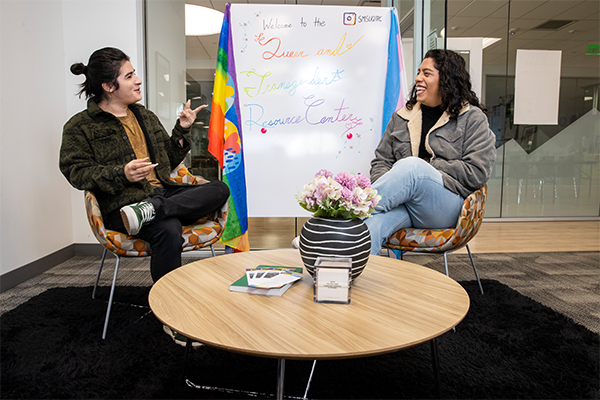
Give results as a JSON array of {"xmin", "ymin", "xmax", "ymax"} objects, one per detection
[{"xmin": 105, "ymin": 181, "xmax": 230, "ymax": 282}]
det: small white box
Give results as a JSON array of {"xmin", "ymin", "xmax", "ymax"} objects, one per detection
[{"xmin": 313, "ymin": 257, "xmax": 352, "ymax": 304}]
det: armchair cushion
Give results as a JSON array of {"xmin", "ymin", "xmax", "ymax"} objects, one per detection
[{"xmin": 385, "ymin": 185, "xmax": 487, "ymax": 253}]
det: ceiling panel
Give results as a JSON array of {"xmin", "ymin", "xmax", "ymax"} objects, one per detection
[
  {"xmin": 447, "ymin": 15, "xmax": 484, "ymax": 32},
  {"xmin": 507, "ymin": 0, "xmax": 546, "ymax": 19},
  {"xmin": 520, "ymin": 0, "xmax": 584, "ymax": 20},
  {"xmin": 512, "ymin": 28, "xmax": 553, "ymax": 40},
  {"xmin": 209, "ymin": 0, "xmax": 235, "ymax": 12},
  {"xmin": 453, "ymin": 0, "xmax": 506, "ymax": 18},
  {"xmin": 559, "ymin": 0, "xmax": 600, "ymax": 20},
  {"xmin": 186, "ymin": 0, "xmax": 213, "ymax": 6},
  {"xmin": 462, "ymin": 16, "xmax": 509, "ymax": 37},
  {"xmin": 446, "ymin": 0, "xmax": 475, "ymax": 16},
  {"xmin": 525, "ymin": 38, "xmax": 573, "ymax": 50},
  {"xmin": 487, "ymin": 3, "xmax": 509, "ymax": 19}
]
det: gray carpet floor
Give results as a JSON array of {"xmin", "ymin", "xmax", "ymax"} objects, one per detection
[{"xmin": 1, "ymin": 250, "xmax": 598, "ymax": 334}]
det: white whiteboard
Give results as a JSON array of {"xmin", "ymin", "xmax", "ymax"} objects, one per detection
[{"xmin": 230, "ymin": 4, "xmax": 396, "ymax": 216}]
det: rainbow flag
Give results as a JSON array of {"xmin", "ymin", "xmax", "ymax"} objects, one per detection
[
  {"xmin": 382, "ymin": 9, "xmax": 409, "ymax": 136},
  {"xmin": 208, "ymin": 3, "xmax": 249, "ymax": 252}
]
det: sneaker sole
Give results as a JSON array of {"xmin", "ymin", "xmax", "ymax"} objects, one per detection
[{"xmin": 120, "ymin": 207, "xmax": 139, "ymax": 236}]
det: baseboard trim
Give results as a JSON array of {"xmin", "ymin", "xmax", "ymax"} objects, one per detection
[
  {"xmin": 0, "ymin": 244, "xmax": 105, "ymax": 293},
  {"xmin": 73, "ymin": 243, "xmax": 106, "ymax": 257}
]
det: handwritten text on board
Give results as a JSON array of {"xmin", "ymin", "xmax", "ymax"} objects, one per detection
[{"xmin": 230, "ymin": 4, "xmax": 393, "ymax": 216}]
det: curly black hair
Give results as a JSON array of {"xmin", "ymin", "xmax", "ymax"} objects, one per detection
[{"xmin": 406, "ymin": 49, "xmax": 485, "ymax": 119}]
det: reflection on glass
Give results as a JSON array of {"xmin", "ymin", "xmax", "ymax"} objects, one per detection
[
  {"xmin": 187, "ymin": 79, "xmax": 219, "ymax": 181},
  {"xmin": 485, "ymin": 73, "xmax": 600, "ymax": 217},
  {"xmin": 499, "ymin": 112, "xmax": 599, "ymax": 217}
]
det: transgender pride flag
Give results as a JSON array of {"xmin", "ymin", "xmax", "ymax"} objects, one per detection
[
  {"xmin": 208, "ymin": 3, "xmax": 249, "ymax": 252},
  {"xmin": 382, "ymin": 9, "xmax": 409, "ymax": 135}
]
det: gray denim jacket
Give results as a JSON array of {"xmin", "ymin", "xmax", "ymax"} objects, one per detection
[{"xmin": 370, "ymin": 102, "xmax": 497, "ymax": 199}]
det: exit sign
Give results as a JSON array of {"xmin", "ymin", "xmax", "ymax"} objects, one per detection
[{"xmin": 586, "ymin": 44, "xmax": 599, "ymax": 55}]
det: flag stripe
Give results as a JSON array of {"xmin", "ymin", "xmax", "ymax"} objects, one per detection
[{"xmin": 382, "ymin": 10, "xmax": 408, "ymax": 136}]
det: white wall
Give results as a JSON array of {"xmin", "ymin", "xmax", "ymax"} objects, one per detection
[
  {"xmin": 0, "ymin": 0, "xmax": 144, "ymax": 276},
  {"xmin": 62, "ymin": 0, "xmax": 144, "ymax": 244},
  {"xmin": 1, "ymin": 0, "xmax": 72, "ymax": 276}
]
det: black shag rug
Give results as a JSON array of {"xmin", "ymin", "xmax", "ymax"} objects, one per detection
[{"xmin": 1, "ymin": 280, "xmax": 598, "ymax": 399}]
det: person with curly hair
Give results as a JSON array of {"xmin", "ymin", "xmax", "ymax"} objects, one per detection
[{"xmin": 365, "ymin": 49, "xmax": 497, "ymax": 255}]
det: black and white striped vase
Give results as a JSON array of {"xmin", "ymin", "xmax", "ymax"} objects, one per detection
[{"xmin": 299, "ymin": 217, "xmax": 371, "ymax": 281}]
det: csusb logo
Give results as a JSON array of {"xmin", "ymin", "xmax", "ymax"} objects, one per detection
[{"xmin": 343, "ymin": 12, "xmax": 383, "ymax": 25}]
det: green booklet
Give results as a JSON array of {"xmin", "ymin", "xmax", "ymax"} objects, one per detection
[{"xmin": 229, "ymin": 265, "xmax": 304, "ymax": 297}]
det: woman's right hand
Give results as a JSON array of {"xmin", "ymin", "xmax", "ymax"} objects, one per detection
[{"xmin": 124, "ymin": 158, "xmax": 157, "ymax": 182}]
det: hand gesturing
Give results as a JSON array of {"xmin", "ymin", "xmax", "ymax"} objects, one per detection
[{"xmin": 178, "ymin": 100, "xmax": 207, "ymax": 129}]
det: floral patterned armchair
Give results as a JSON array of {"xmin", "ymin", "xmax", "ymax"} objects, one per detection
[{"xmin": 384, "ymin": 185, "xmax": 487, "ymax": 294}]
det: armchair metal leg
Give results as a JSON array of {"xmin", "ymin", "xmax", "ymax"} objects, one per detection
[
  {"xmin": 443, "ymin": 252, "xmax": 450, "ymax": 277},
  {"xmin": 102, "ymin": 254, "xmax": 121, "ymax": 340},
  {"xmin": 443, "ymin": 247, "xmax": 484, "ymax": 294},
  {"xmin": 303, "ymin": 360, "xmax": 317, "ymax": 399},
  {"xmin": 92, "ymin": 248, "xmax": 108, "ymax": 299},
  {"xmin": 210, "ymin": 244, "xmax": 216, "ymax": 257},
  {"xmin": 466, "ymin": 245, "xmax": 484, "ymax": 294},
  {"xmin": 276, "ymin": 359, "xmax": 285, "ymax": 400}
]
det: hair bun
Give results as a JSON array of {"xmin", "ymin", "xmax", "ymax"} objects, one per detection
[{"xmin": 70, "ymin": 62, "xmax": 87, "ymax": 76}]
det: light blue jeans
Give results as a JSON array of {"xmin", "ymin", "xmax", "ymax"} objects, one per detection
[{"xmin": 364, "ymin": 157, "xmax": 464, "ymax": 255}]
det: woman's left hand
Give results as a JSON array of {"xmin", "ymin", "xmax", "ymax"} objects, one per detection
[{"xmin": 178, "ymin": 100, "xmax": 207, "ymax": 129}]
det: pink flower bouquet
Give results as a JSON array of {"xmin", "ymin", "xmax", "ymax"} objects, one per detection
[{"xmin": 297, "ymin": 169, "xmax": 381, "ymax": 219}]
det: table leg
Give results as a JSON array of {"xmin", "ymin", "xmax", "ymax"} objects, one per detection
[
  {"xmin": 276, "ymin": 359, "xmax": 285, "ymax": 400},
  {"xmin": 430, "ymin": 339, "xmax": 442, "ymax": 398}
]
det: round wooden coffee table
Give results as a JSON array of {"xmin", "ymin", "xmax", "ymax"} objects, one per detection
[{"xmin": 149, "ymin": 249, "xmax": 469, "ymax": 398}]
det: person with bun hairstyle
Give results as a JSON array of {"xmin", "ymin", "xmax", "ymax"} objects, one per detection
[
  {"xmin": 60, "ymin": 48, "xmax": 230, "ymax": 285},
  {"xmin": 365, "ymin": 49, "xmax": 496, "ymax": 255}
]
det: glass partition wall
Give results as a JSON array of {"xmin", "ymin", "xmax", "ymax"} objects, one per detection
[
  {"xmin": 447, "ymin": 0, "xmax": 599, "ymax": 218},
  {"xmin": 146, "ymin": 0, "xmax": 220, "ymax": 181},
  {"xmin": 147, "ymin": 0, "xmax": 599, "ymax": 220}
]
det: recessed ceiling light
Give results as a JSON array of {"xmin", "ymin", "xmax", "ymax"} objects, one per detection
[{"xmin": 185, "ymin": 5, "xmax": 224, "ymax": 36}]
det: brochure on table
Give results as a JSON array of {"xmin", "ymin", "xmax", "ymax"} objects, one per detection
[{"xmin": 230, "ymin": 265, "xmax": 304, "ymax": 297}]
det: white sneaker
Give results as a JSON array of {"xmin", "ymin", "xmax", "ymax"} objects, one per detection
[
  {"xmin": 119, "ymin": 201, "xmax": 155, "ymax": 236},
  {"xmin": 163, "ymin": 325, "xmax": 203, "ymax": 348},
  {"xmin": 292, "ymin": 236, "xmax": 300, "ymax": 249}
]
